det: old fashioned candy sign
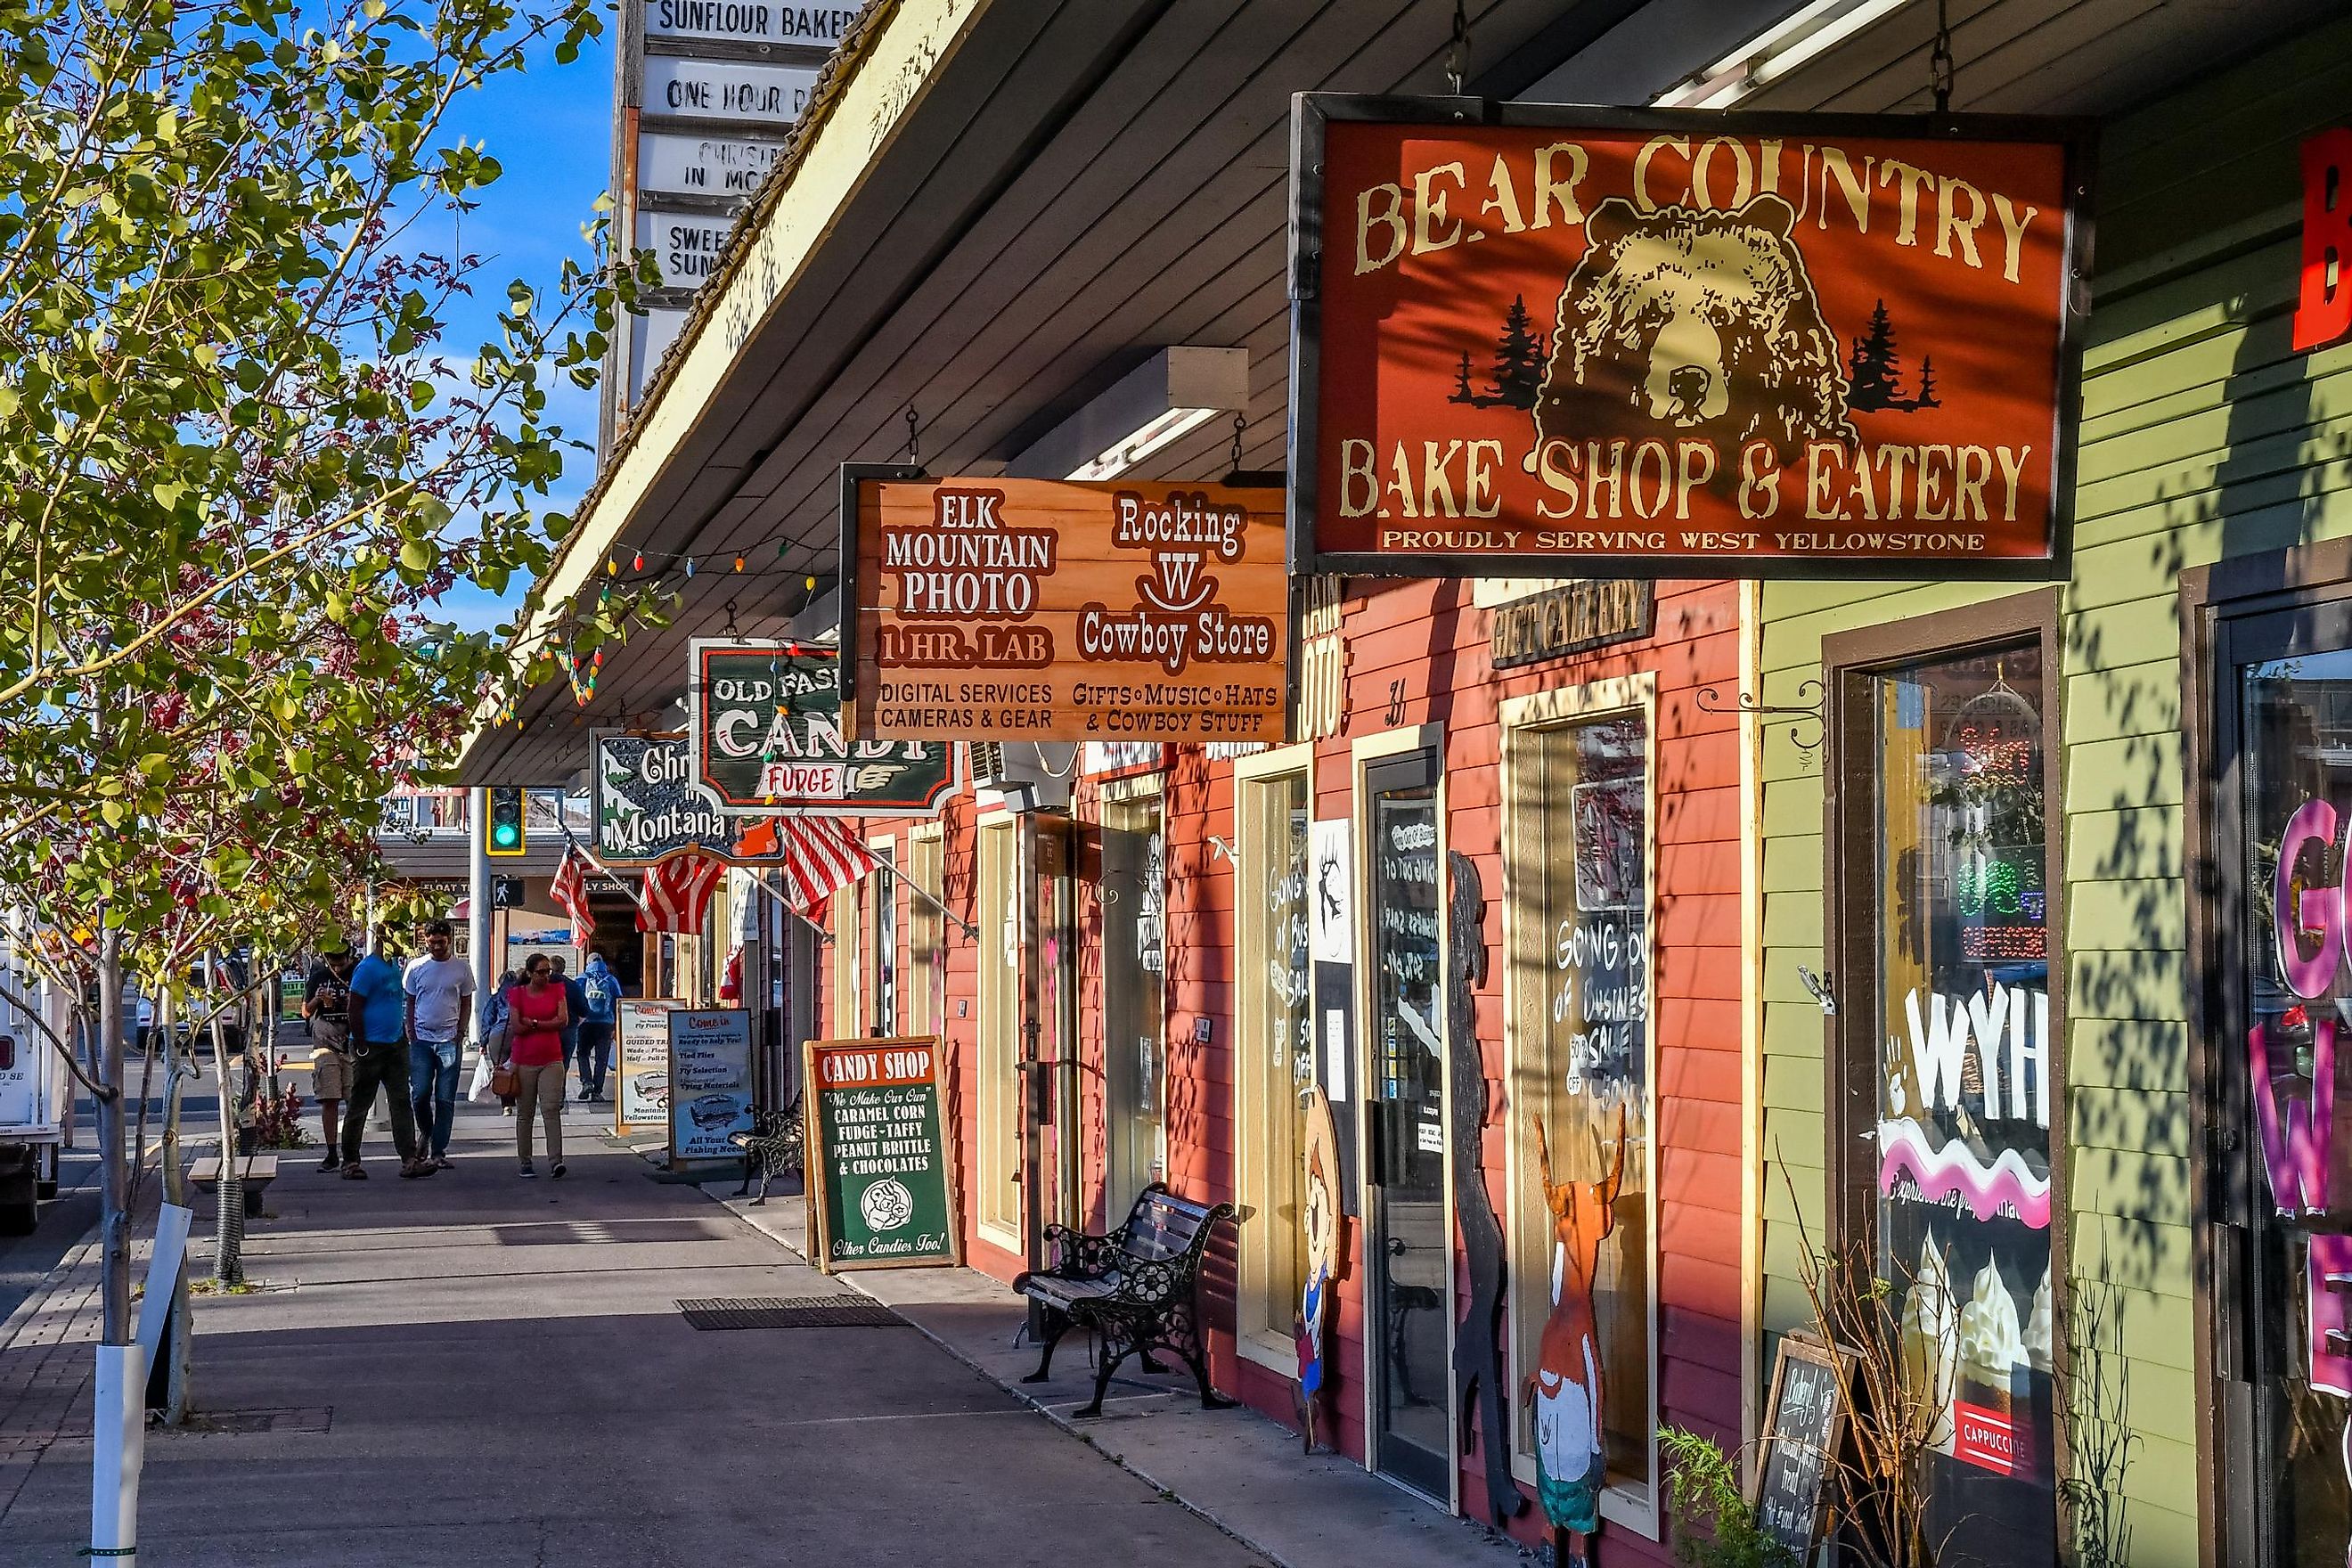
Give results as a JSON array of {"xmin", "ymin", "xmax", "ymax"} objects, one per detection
[
  {"xmin": 1292, "ymin": 102, "xmax": 2093, "ymax": 577},
  {"xmin": 840, "ymin": 470, "xmax": 1288, "ymax": 744},
  {"xmin": 688, "ymin": 641, "xmax": 959, "ymax": 816}
]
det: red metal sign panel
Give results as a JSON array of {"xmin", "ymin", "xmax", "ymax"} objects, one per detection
[{"xmin": 1292, "ymin": 102, "xmax": 2094, "ymax": 578}]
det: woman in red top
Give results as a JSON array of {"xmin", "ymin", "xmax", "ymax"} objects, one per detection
[{"xmin": 506, "ymin": 955, "xmax": 570, "ymax": 1178}]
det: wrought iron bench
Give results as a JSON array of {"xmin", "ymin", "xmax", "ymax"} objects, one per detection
[
  {"xmin": 1012, "ymin": 1183, "xmax": 1238, "ymax": 1419},
  {"xmin": 728, "ymin": 1095, "xmax": 803, "ymax": 1205}
]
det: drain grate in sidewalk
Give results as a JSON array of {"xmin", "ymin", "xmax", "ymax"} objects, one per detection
[{"xmin": 676, "ymin": 1296, "xmax": 904, "ymax": 1330}]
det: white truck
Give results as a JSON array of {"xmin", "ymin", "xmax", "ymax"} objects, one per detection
[{"xmin": 0, "ymin": 950, "xmax": 68, "ymax": 1234}]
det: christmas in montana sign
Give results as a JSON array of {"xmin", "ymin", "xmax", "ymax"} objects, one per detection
[
  {"xmin": 1290, "ymin": 102, "xmax": 2093, "ymax": 577},
  {"xmin": 803, "ymin": 1037, "xmax": 960, "ymax": 1273},
  {"xmin": 594, "ymin": 733, "xmax": 790, "ymax": 865},
  {"xmin": 839, "ymin": 469, "xmax": 1288, "ymax": 744},
  {"xmin": 688, "ymin": 641, "xmax": 959, "ymax": 816}
]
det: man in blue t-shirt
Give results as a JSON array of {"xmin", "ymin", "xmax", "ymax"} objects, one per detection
[
  {"xmin": 575, "ymin": 949, "xmax": 625, "ymax": 1103},
  {"xmin": 342, "ymin": 927, "xmax": 433, "ymax": 1180}
]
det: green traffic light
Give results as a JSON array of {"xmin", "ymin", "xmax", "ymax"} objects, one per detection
[{"xmin": 493, "ymin": 825, "xmax": 519, "ymax": 846}]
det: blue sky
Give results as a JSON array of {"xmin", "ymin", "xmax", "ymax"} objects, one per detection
[{"xmin": 422, "ymin": 14, "xmax": 619, "ymax": 637}]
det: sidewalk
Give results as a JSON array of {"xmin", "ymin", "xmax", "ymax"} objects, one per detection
[
  {"xmin": 712, "ymin": 1188, "xmax": 1531, "ymax": 1568},
  {"xmin": 0, "ymin": 1096, "xmax": 1278, "ymax": 1566}
]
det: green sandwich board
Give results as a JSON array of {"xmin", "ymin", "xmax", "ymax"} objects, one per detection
[{"xmin": 803, "ymin": 1035, "xmax": 960, "ymax": 1273}]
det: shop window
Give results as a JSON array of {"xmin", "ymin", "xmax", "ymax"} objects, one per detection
[
  {"xmin": 869, "ymin": 839, "xmax": 898, "ymax": 1035},
  {"xmin": 1235, "ymin": 755, "xmax": 1314, "ymax": 1368},
  {"xmin": 976, "ymin": 818, "xmax": 1021, "ymax": 1243},
  {"xmin": 906, "ymin": 829, "xmax": 943, "ymax": 1038},
  {"xmin": 1101, "ymin": 789, "xmax": 1166, "ymax": 1219},
  {"xmin": 1840, "ymin": 633, "xmax": 2057, "ymax": 1567},
  {"xmin": 1502, "ymin": 686, "xmax": 1656, "ymax": 1525}
]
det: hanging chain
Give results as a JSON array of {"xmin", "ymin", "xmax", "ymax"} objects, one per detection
[
  {"xmin": 903, "ymin": 405, "xmax": 921, "ymax": 467},
  {"xmin": 1929, "ymin": 0, "xmax": 1956, "ymax": 113},
  {"xmin": 1444, "ymin": 0, "xmax": 1469, "ymax": 95},
  {"xmin": 723, "ymin": 599, "xmax": 739, "ymax": 638},
  {"xmin": 1228, "ymin": 411, "xmax": 1246, "ymax": 473}
]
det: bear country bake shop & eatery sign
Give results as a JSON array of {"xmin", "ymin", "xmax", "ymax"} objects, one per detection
[
  {"xmin": 802, "ymin": 1036, "xmax": 960, "ymax": 1272},
  {"xmin": 838, "ymin": 470, "xmax": 1289, "ymax": 745},
  {"xmin": 1290, "ymin": 102, "xmax": 2094, "ymax": 577},
  {"xmin": 689, "ymin": 641, "xmax": 960, "ymax": 815}
]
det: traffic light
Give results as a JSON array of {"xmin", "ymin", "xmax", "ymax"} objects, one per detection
[{"xmin": 486, "ymin": 786, "xmax": 526, "ymax": 856}]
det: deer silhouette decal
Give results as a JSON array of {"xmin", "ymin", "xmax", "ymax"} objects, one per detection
[{"xmin": 1525, "ymin": 1104, "xmax": 1627, "ymax": 1561}]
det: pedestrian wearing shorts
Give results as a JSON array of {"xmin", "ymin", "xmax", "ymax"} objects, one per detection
[
  {"xmin": 404, "ymin": 920, "xmax": 475, "ymax": 1170},
  {"xmin": 342, "ymin": 929, "xmax": 434, "ymax": 1180},
  {"xmin": 505, "ymin": 955, "xmax": 569, "ymax": 1178},
  {"xmin": 303, "ymin": 946, "xmax": 357, "ymax": 1170}
]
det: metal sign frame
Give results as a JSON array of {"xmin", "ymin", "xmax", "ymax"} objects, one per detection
[{"xmin": 1286, "ymin": 95, "xmax": 2097, "ymax": 581}]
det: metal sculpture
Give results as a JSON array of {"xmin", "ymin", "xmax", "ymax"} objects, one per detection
[{"xmin": 1446, "ymin": 851, "xmax": 1524, "ymax": 1522}]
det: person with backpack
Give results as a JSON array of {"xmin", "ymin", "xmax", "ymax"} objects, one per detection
[{"xmin": 576, "ymin": 949, "xmax": 624, "ymax": 1103}]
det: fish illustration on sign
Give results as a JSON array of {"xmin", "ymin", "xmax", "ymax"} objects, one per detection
[{"xmin": 1524, "ymin": 1104, "xmax": 1627, "ymax": 1563}]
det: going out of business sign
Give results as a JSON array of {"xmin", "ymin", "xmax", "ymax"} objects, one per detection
[
  {"xmin": 688, "ymin": 640, "xmax": 959, "ymax": 816},
  {"xmin": 1289, "ymin": 100, "xmax": 2094, "ymax": 578}
]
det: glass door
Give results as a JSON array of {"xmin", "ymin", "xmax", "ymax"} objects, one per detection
[
  {"xmin": 2215, "ymin": 603, "xmax": 2352, "ymax": 1568},
  {"xmin": 1102, "ymin": 796, "xmax": 1166, "ymax": 1221},
  {"xmin": 1364, "ymin": 749, "xmax": 1450, "ymax": 1499}
]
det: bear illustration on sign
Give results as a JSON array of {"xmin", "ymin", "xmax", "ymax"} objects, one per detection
[{"xmin": 1528, "ymin": 193, "xmax": 1856, "ymax": 479}]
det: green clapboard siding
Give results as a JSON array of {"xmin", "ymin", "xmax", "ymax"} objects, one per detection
[{"xmin": 1753, "ymin": 15, "xmax": 2352, "ymax": 1559}]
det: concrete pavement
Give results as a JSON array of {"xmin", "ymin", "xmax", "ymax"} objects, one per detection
[{"xmin": 0, "ymin": 1091, "xmax": 1273, "ymax": 1567}]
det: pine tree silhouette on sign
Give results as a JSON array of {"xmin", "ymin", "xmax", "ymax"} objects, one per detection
[
  {"xmin": 1486, "ymin": 294, "xmax": 1548, "ymax": 410},
  {"xmin": 1913, "ymin": 354, "xmax": 1940, "ymax": 409},
  {"xmin": 1447, "ymin": 349, "xmax": 1479, "ymax": 405},
  {"xmin": 1848, "ymin": 298, "xmax": 1902, "ymax": 411}
]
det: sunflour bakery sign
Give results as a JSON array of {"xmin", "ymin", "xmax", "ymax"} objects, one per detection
[
  {"xmin": 1291, "ymin": 102, "xmax": 2094, "ymax": 577},
  {"xmin": 840, "ymin": 469, "xmax": 1289, "ymax": 744}
]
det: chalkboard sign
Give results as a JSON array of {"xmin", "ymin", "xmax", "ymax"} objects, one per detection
[
  {"xmin": 803, "ymin": 1036, "xmax": 961, "ymax": 1273},
  {"xmin": 1750, "ymin": 1332, "xmax": 1850, "ymax": 1556}
]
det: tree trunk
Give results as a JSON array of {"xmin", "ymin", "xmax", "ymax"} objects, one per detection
[
  {"xmin": 209, "ymin": 968, "xmax": 244, "ymax": 1288},
  {"xmin": 159, "ymin": 992, "xmax": 192, "ymax": 1424},
  {"xmin": 95, "ymin": 930, "xmax": 130, "ymax": 1344}
]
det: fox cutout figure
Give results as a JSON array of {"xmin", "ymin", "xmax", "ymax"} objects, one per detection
[{"xmin": 1525, "ymin": 1105, "xmax": 1628, "ymax": 1562}]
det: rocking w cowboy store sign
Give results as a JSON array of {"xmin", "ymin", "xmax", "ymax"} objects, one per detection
[{"xmin": 1289, "ymin": 103, "xmax": 2094, "ymax": 577}]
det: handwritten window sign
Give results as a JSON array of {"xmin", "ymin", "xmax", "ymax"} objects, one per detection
[
  {"xmin": 1751, "ymin": 1333, "xmax": 1851, "ymax": 1556},
  {"xmin": 1290, "ymin": 101, "xmax": 2092, "ymax": 578},
  {"xmin": 840, "ymin": 470, "xmax": 1290, "ymax": 746},
  {"xmin": 688, "ymin": 641, "xmax": 959, "ymax": 817},
  {"xmin": 667, "ymin": 1008, "xmax": 755, "ymax": 1164},
  {"xmin": 803, "ymin": 1036, "xmax": 961, "ymax": 1272},
  {"xmin": 617, "ymin": 998, "xmax": 682, "ymax": 1136},
  {"xmin": 644, "ymin": 1, "xmax": 858, "ymax": 47}
]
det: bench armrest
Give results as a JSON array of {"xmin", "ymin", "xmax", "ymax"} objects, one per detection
[{"xmin": 1037, "ymin": 1223, "xmax": 1122, "ymax": 1281}]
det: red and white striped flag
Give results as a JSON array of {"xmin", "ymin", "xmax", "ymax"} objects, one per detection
[
  {"xmin": 774, "ymin": 816, "xmax": 883, "ymax": 915},
  {"xmin": 638, "ymin": 851, "xmax": 728, "ymax": 934},
  {"xmin": 550, "ymin": 846, "xmax": 596, "ymax": 945}
]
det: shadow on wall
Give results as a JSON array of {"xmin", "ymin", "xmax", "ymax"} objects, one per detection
[{"xmin": 2063, "ymin": 257, "xmax": 2341, "ymax": 1306}]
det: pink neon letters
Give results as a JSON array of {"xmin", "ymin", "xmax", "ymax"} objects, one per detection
[{"xmin": 2275, "ymin": 798, "xmax": 2345, "ymax": 1000}]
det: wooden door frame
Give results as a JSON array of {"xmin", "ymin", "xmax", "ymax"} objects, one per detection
[{"xmin": 2179, "ymin": 537, "xmax": 2352, "ymax": 1568}]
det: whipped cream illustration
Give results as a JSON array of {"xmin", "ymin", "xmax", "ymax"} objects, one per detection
[
  {"xmin": 1900, "ymin": 1239, "xmax": 1958, "ymax": 1450},
  {"xmin": 1957, "ymin": 1258, "xmax": 2026, "ymax": 1378},
  {"xmin": 2024, "ymin": 1266, "xmax": 2054, "ymax": 1374}
]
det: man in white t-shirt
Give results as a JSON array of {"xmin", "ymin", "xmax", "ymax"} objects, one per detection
[{"xmin": 404, "ymin": 920, "xmax": 476, "ymax": 1170}]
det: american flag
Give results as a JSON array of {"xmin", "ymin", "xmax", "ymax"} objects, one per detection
[
  {"xmin": 550, "ymin": 846, "xmax": 596, "ymax": 945},
  {"xmin": 637, "ymin": 852, "xmax": 728, "ymax": 934},
  {"xmin": 773, "ymin": 816, "xmax": 883, "ymax": 915}
]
